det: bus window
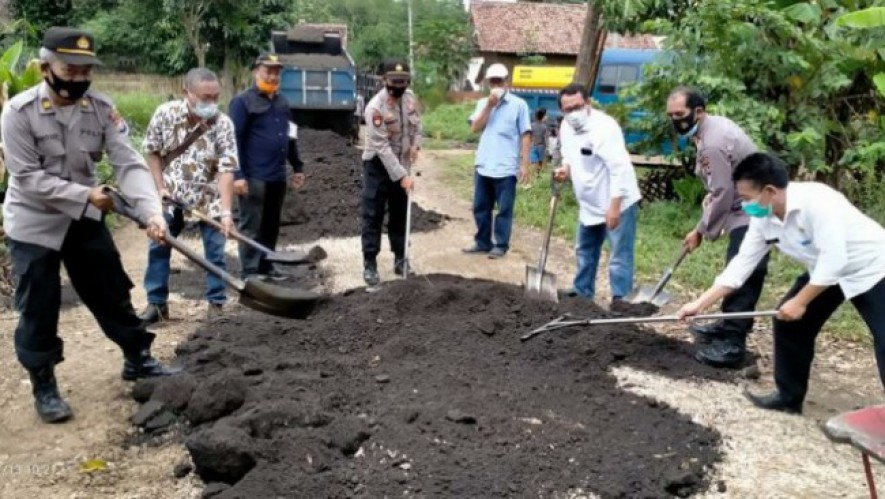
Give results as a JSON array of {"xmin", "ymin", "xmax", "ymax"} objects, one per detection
[{"xmin": 597, "ymin": 65, "xmax": 640, "ymax": 95}]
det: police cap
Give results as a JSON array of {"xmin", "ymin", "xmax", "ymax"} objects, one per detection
[{"xmin": 42, "ymin": 27, "xmax": 103, "ymax": 66}]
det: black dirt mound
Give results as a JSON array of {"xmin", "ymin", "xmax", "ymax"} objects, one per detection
[
  {"xmin": 279, "ymin": 129, "xmax": 449, "ymax": 242},
  {"xmin": 134, "ymin": 275, "xmax": 727, "ymax": 498}
]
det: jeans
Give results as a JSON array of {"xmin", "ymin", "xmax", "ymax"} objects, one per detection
[
  {"xmin": 774, "ymin": 275, "xmax": 885, "ymax": 406},
  {"xmin": 144, "ymin": 209, "xmax": 227, "ymax": 305},
  {"xmin": 573, "ymin": 202, "xmax": 639, "ymax": 300},
  {"xmin": 472, "ymin": 172, "xmax": 517, "ymax": 252},
  {"xmin": 238, "ymin": 179, "xmax": 287, "ymax": 276},
  {"xmin": 8, "ymin": 219, "xmax": 155, "ymax": 370},
  {"xmin": 361, "ymin": 157, "xmax": 408, "ymax": 262}
]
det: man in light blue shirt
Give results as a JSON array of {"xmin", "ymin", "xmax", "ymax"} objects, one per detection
[{"xmin": 463, "ymin": 63, "xmax": 531, "ymax": 259}]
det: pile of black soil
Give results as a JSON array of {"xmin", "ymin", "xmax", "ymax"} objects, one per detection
[
  {"xmin": 280, "ymin": 129, "xmax": 449, "ymax": 242},
  {"xmin": 132, "ymin": 275, "xmax": 728, "ymax": 498}
]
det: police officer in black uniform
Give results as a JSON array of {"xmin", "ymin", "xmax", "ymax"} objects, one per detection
[
  {"xmin": 360, "ymin": 59, "xmax": 422, "ymax": 286},
  {"xmin": 1, "ymin": 28, "xmax": 180, "ymax": 423}
]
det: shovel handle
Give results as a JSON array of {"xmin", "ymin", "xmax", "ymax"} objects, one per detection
[
  {"xmin": 165, "ymin": 197, "xmax": 277, "ymax": 255},
  {"xmin": 537, "ymin": 175, "xmax": 562, "ymax": 271},
  {"xmin": 650, "ymin": 244, "xmax": 690, "ymax": 297}
]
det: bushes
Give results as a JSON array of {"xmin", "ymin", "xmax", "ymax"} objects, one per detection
[
  {"xmin": 108, "ymin": 92, "xmax": 168, "ymax": 137},
  {"xmin": 421, "ymin": 102, "xmax": 477, "ymax": 147}
]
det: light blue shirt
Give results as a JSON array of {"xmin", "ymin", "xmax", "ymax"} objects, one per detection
[{"xmin": 469, "ymin": 93, "xmax": 531, "ymax": 178}]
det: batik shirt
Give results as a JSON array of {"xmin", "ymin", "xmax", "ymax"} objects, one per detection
[{"xmin": 143, "ymin": 100, "xmax": 239, "ymax": 218}]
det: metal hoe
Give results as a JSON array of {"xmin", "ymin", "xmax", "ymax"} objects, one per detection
[
  {"xmin": 163, "ymin": 197, "xmax": 326, "ymax": 266},
  {"xmin": 104, "ymin": 187, "xmax": 322, "ymax": 319},
  {"xmin": 525, "ymin": 177, "xmax": 563, "ymax": 303},
  {"xmin": 521, "ymin": 310, "xmax": 779, "ymax": 342},
  {"xmin": 625, "ymin": 244, "xmax": 690, "ymax": 307}
]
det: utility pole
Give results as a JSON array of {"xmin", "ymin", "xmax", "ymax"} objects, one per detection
[{"xmin": 408, "ymin": 0, "xmax": 415, "ymax": 77}]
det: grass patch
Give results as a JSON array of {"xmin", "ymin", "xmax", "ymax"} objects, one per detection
[
  {"xmin": 422, "ymin": 102, "xmax": 478, "ymax": 145},
  {"xmin": 442, "ymin": 152, "xmax": 870, "ymax": 344},
  {"xmin": 108, "ymin": 92, "xmax": 168, "ymax": 137}
]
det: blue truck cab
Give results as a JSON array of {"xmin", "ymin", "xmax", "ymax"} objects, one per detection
[
  {"xmin": 272, "ymin": 26, "xmax": 358, "ymax": 136},
  {"xmin": 509, "ymin": 48, "xmax": 680, "ymax": 155}
]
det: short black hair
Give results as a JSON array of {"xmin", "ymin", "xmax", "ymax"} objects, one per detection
[
  {"xmin": 535, "ymin": 107, "xmax": 547, "ymax": 121},
  {"xmin": 558, "ymin": 83, "xmax": 588, "ymax": 108},
  {"xmin": 668, "ymin": 86, "xmax": 706, "ymax": 110},
  {"xmin": 732, "ymin": 152, "xmax": 790, "ymax": 189}
]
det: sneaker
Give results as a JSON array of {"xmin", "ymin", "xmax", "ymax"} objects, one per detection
[
  {"xmin": 488, "ymin": 247, "xmax": 507, "ymax": 259},
  {"xmin": 394, "ymin": 257, "xmax": 416, "ymax": 277},
  {"xmin": 138, "ymin": 303, "xmax": 169, "ymax": 327},
  {"xmin": 462, "ymin": 245, "xmax": 490, "ymax": 254},
  {"xmin": 207, "ymin": 303, "xmax": 224, "ymax": 319}
]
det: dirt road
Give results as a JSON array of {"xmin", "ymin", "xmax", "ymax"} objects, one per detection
[{"xmin": 0, "ymin": 147, "xmax": 882, "ymax": 498}]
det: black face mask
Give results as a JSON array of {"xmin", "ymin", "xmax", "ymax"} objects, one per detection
[
  {"xmin": 44, "ymin": 68, "xmax": 92, "ymax": 102},
  {"xmin": 670, "ymin": 108, "xmax": 698, "ymax": 136},
  {"xmin": 387, "ymin": 86, "xmax": 407, "ymax": 98}
]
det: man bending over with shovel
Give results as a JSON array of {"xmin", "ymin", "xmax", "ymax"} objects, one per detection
[
  {"xmin": 666, "ymin": 86, "xmax": 769, "ymax": 368},
  {"xmin": 554, "ymin": 84, "xmax": 641, "ymax": 309},
  {"xmin": 678, "ymin": 152, "xmax": 885, "ymax": 414},
  {"xmin": 139, "ymin": 67, "xmax": 238, "ymax": 326}
]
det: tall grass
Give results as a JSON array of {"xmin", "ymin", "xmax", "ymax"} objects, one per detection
[{"xmin": 421, "ymin": 102, "xmax": 478, "ymax": 148}]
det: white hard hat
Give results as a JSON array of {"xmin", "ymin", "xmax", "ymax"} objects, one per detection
[{"xmin": 485, "ymin": 63, "xmax": 509, "ymax": 80}]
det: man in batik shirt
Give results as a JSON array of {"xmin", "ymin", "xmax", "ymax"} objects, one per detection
[{"xmin": 139, "ymin": 67, "xmax": 238, "ymax": 325}]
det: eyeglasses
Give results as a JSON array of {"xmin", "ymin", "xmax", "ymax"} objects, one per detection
[{"xmin": 489, "ymin": 78, "xmax": 504, "ymax": 86}]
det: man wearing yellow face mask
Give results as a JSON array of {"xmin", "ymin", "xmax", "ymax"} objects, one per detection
[{"xmin": 229, "ymin": 53, "xmax": 306, "ymax": 280}]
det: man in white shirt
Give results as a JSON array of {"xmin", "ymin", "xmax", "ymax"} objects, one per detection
[
  {"xmin": 554, "ymin": 84, "xmax": 642, "ymax": 307},
  {"xmin": 678, "ymin": 152, "xmax": 885, "ymax": 414}
]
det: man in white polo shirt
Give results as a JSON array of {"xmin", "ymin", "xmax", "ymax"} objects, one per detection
[
  {"xmin": 554, "ymin": 84, "xmax": 642, "ymax": 307},
  {"xmin": 678, "ymin": 152, "xmax": 885, "ymax": 414}
]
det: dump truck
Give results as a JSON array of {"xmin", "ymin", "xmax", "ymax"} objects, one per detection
[{"xmin": 271, "ymin": 24, "xmax": 358, "ymax": 136}]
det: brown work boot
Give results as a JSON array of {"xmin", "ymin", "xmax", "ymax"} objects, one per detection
[{"xmin": 207, "ymin": 303, "xmax": 224, "ymax": 320}]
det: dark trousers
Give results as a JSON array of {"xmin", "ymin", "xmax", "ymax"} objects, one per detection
[
  {"xmin": 361, "ymin": 157, "xmax": 407, "ymax": 263},
  {"xmin": 775, "ymin": 275, "xmax": 885, "ymax": 406},
  {"xmin": 472, "ymin": 172, "xmax": 517, "ymax": 252},
  {"xmin": 237, "ymin": 178, "xmax": 287, "ymax": 277},
  {"xmin": 720, "ymin": 225, "xmax": 770, "ymax": 336},
  {"xmin": 8, "ymin": 219, "xmax": 155, "ymax": 371}
]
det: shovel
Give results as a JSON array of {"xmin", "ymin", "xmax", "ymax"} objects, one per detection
[
  {"xmin": 401, "ymin": 188, "xmax": 413, "ymax": 279},
  {"xmin": 521, "ymin": 310, "xmax": 778, "ymax": 342},
  {"xmin": 625, "ymin": 244, "xmax": 690, "ymax": 307},
  {"xmin": 163, "ymin": 197, "xmax": 326, "ymax": 266},
  {"xmin": 103, "ymin": 187, "xmax": 322, "ymax": 319},
  {"xmin": 525, "ymin": 176, "xmax": 563, "ymax": 303}
]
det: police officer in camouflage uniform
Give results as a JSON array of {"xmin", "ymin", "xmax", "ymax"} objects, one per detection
[
  {"xmin": 1, "ymin": 27, "xmax": 180, "ymax": 424},
  {"xmin": 360, "ymin": 59, "xmax": 422, "ymax": 286}
]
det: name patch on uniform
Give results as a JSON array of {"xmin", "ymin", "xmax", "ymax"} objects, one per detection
[
  {"xmin": 80, "ymin": 128, "xmax": 102, "ymax": 138},
  {"xmin": 35, "ymin": 133, "xmax": 61, "ymax": 143}
]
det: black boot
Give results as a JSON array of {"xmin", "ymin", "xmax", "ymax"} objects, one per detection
[
  {"xmin": 689, "ymin": 320, "xmax": 728, "ymax": 343},
  {"xmin": 138, "ymin": 303, "xmax": 169, "ymax": 327},
  {"xmin": 28, "ymin": 365, "xmax": 73, "ymax": 423},
  {"xmin": 393, "ymin": 256, "xmax": 415, "ymax": 277},
  {"xmin": 744, "ymin": 389, "xmax": 802, "ymax": 414},
  {"xmin": 694, "ymin": 333, "xmax": 747, "ymax": 368},
  {"xmin": 363, "ymin": 260, "xmax": 380, "ymax": 287},
  {"xmin": 122, "ymin": 350, "xmax": 182, "ymax": 381}
]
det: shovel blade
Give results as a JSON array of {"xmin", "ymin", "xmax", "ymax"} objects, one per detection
[
  {"xmin": 625, "ymin": 285, "xmax": 672, "ymax": 307},
  {"xmin": 650, "ymin": 289, "xmax": 671, "ymax": 307},
  {"xmin": 264, "ymin": 245, "xmax": 328, "ymax": 265},
  {"xmin": 524, "ymin": 265, "xmax": 559, "ymax": 303},
  {"xmin": 240, "ymin": 278, "xmax": 323, "ymax": 319}
]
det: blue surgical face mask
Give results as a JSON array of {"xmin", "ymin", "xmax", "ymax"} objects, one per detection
[
  {"xmin": 681, "ymin": 121, "xmax": 699, "ymax": 138},
  {"xmin": 193, "ymin": 101, "xmax": 218, "ymax": 120},
  {"xmin": 741, "ymin": 194, "xmax": 773, "ymax": 218}
]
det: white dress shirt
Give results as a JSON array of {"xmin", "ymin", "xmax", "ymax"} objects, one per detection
[
  {"xmin": 560, "ymin": 108, "xmax": 642, "ymax": 226},
  {"xmin": 716, "ymin": 182, "xmax": 885, "ymax": 299}
]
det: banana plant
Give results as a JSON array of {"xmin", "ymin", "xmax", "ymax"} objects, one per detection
[
  {"xmin": 0, "ymin": 40, "xmax": 42, "ymax": 187},
  {"xmin": 836, "ymin": 7, "xmax": 885, "ymax": 97}
]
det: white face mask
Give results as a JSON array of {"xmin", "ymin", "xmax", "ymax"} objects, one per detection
[
  {"xmin": 565, "ymin": 108, "xmax": 589, "ymax": 133},
  {"xmin": 193, "ymin": 101, "xmax": 219, "ymax": 120},
  {"xmin": 490, "ymin": 87, "xmax": 506, "ymax": 99}
]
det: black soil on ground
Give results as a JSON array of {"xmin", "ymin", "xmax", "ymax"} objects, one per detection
[
  {"xmin": 132, "ymin": 275, "xmax": 727, "ymax": 498},
  {"xmin": 279, "ymin": 129, "xmax": 449, "ymax": 243}
]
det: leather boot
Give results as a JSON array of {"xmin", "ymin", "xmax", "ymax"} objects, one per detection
[
  {"xmin": 122, "ymin": 349, "xmax": 182, "ymax": 381},
  {"xmin": 363, "ymin": 260, "xmax": 380, "ymax": 286},
  {"xmin": 138, "ymin": 303, "xmax": 169, "ymax": 327},
  {"xmin": 744, "ymin": 389, "xmax": 802, "ymax": 414},
  {"xmin": 694, "ymin": 333, "xmax": 747, "ymax": 368},
  {"xmin": 28, "ymin": 365, "xmax": 73, "ymax": 423},
  {"xmin": 689, "ymin": 320, "xmax": 728, "ymax": 343},
  {"xmin": 393, "ymin": 256, "xmax": 415, "ymax": 277}
]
